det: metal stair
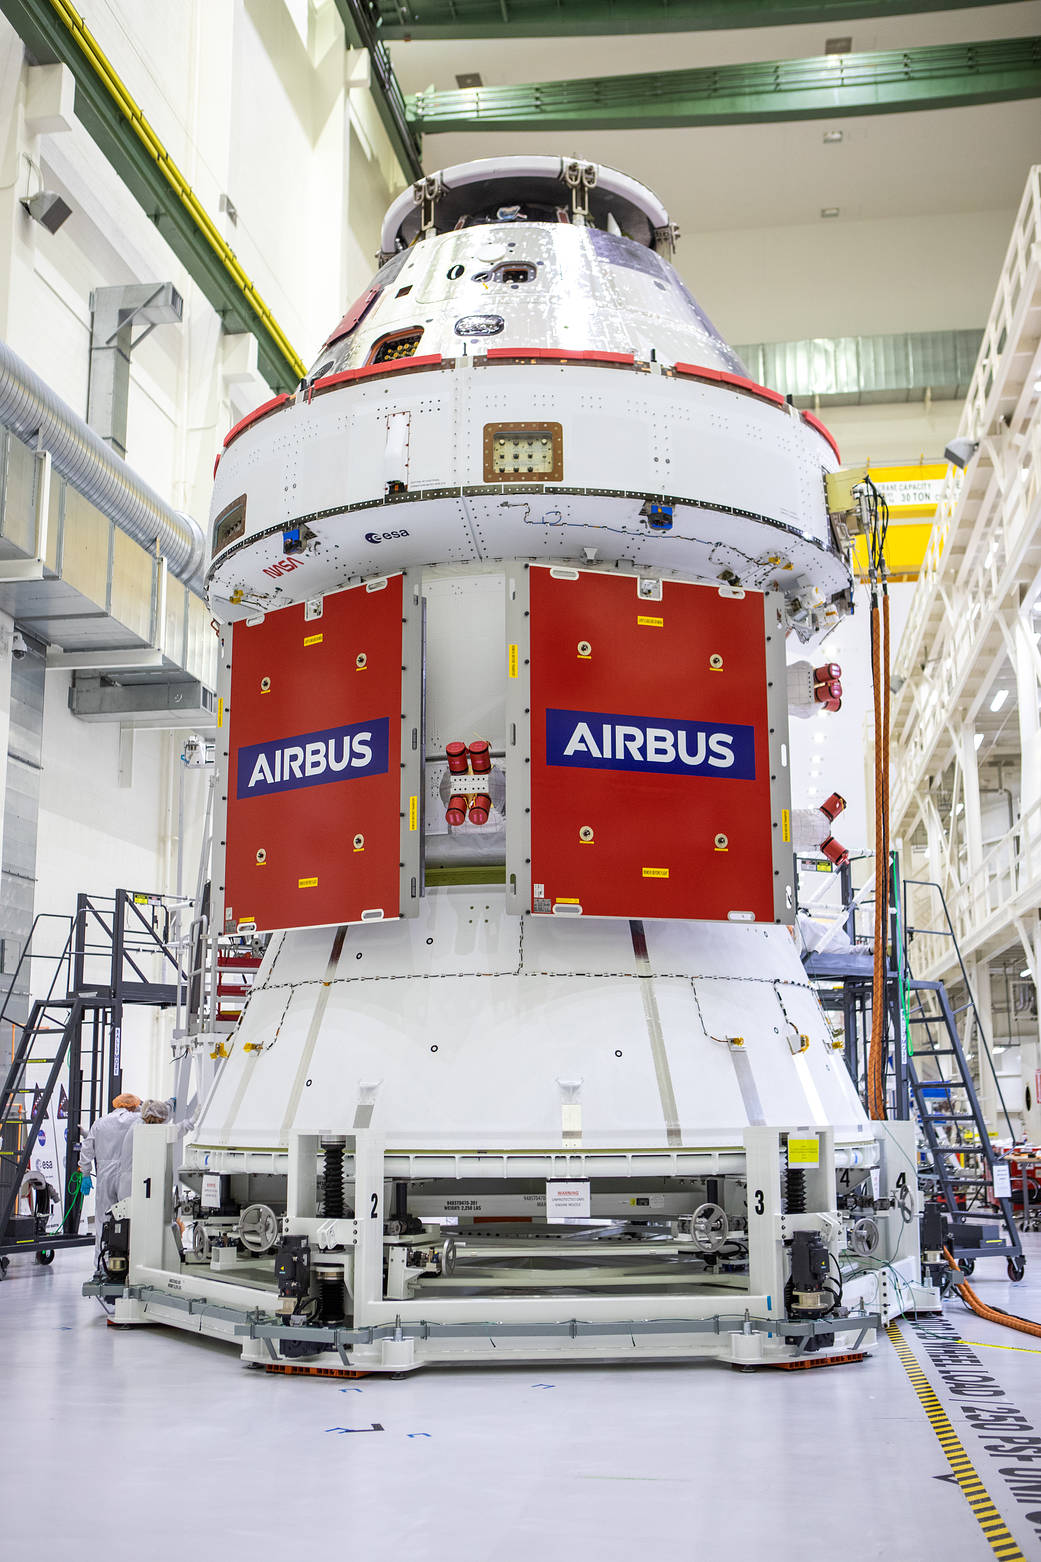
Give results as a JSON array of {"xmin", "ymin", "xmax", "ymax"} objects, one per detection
[
  {"xmin": 903, "ymin": 879, "xmax": 1024, "ymax": 1278},
  {"xmin": 0, "ymin": 889, "xmax": 189, "ymax": 1273}
]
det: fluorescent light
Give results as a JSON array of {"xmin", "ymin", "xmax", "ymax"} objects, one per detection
[
  {"xmin": 823, "ymin": 129, "xmax": 844, "ymax": 143},
  {"xmin": 990, "ymin": 688, "xmax": 1009, "ymax": 712},
  {"xmin": 1021, "ymin": 969, "xmax": 1032, "ymax": 979},
  {"xmin": 820, "ymin": 207, "xmax": 840, "ymax": 219},
  {"xmin": 974, "ymin": 732, "xmax": 984, "ymax": 749},
  {"xmin": 812, "ymin": 734, "xmax": 826, "ymax": 744}
]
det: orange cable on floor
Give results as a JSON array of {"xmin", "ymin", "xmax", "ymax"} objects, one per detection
[{"xmin": 943, "ymin": 1247, "xmax": 1041, "ymax": 1340}]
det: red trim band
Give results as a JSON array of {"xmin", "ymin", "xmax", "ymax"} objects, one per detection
[
  {"xmin": 674, "ymin": 362, "xmax": 787, "ymax": 408},
  {"xmin": 801, "ymin": 410, "xmax": 841, "ymax": 464},
  {"xmin": 312, "ymin": 353, "xmax": 444, "ymax": 395},
  {"xmin": 223, "ymin": 393, "xmax": 291, "ymax": 451}
]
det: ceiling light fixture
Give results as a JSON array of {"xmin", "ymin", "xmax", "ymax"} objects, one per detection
[
  {"xmin": 823, "ymin": 130, "xmax": 844, "ymax": 143},
  {"xmin": 820, "ymin": 207, "xmax": 840, "ymax": 219},
  {"xmin": 974, "ymin": 732, "xmax": 984, "ymax": 749},
  {"xmin": 990, "ymin": 688, "xmax": 1009, "ymax": 712}
]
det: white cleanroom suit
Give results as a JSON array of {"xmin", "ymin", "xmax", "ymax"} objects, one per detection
[
  {"xmin": 78, "ymin": 1107, "xmax": 139, "ymax": 1266},
  {"xmin": 115, "ymin": 1099, "xmax": 175, "ymax": 1204}
]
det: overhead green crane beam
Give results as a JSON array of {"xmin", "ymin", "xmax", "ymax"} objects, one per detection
[
  {"xmin": 376, "ymin": 0, "xmax": 1018, "ymax": 41},
  {"xmin": 406, "ymin": 34, "xmax": 1041, "ymax": 132}
]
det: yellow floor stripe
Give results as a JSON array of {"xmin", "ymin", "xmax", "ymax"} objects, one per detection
[{"xmin": 887, "ymin": 1325, "xmax": 1026, "ymax": 1562}]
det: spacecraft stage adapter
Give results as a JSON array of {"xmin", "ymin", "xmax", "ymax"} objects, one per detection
[{"xmin": 103, "ymin": 158, "xmax": 934, "ymax": 1370}]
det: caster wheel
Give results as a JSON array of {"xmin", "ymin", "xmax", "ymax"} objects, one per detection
[
  {"xmin": 1008, "ymin": 1257, "xmax": 1026, "ymax": 1283},
  {"xmin": 35, "ymin": 1248, "xmax": 55, "ymax": 1266},
  {"xmin": 0, "ymin": 1255, "xmax": 8, "ymax": 1278},
  {"xmin": 960, "ymin": 1260, "xmax": 975, "ymax": 1277}
]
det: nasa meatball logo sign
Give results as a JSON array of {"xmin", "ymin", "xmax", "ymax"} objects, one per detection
[
  {"xmin": 546, "ymin": 708, "xmax": 755, "ymax": 779},
  {"xmin": 236, "ymin": 717, "xmax": 390, "ymax": 798}
]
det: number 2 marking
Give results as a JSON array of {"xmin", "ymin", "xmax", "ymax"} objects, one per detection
[{"xmin": 370, "ymin": 1192, "xmax": 379, "ymax": 1219}]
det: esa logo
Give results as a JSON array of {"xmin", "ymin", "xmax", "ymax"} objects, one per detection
[{"xmin": 365, "ymin": 529, "xmax": 410, "ymax": 545}]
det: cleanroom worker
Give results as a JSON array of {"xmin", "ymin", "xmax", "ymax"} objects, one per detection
[
  {"xmin": 115, "ymin": 1098, "xmax": 173, "ymax": 1204},
  {"xmin": 78, "ymin": 1094, "xmax": 141, "ymax": 1268}
]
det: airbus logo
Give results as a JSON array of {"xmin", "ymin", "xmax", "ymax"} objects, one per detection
[
  {"xmin": 236, "ymin": 718, "xmax": 389, "ymax": 798},
  {"xmin": 365, "ymin": 529, "xmax": 410, "ymax": 544},
  {"xmin": 546, "ymin": 708, "xmax": 756, "ymax": 780}
]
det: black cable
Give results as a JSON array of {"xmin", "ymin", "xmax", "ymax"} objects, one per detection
[{"xmin": 828, "ymin": 1251, "xmax": 844, "ymax": 1307}]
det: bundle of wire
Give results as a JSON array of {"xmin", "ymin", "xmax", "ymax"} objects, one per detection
[
  {"xmin": 865, "ymin": 477, "xmax": 891, "ymax": 1121},
  {"xmin": 943, "ymin": 1247, "xmax": 1041, "ymax": 1339}
]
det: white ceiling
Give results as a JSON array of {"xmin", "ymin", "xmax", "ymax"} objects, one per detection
[{"xmin": 388, "ymin": 2, "xmax": 1041, "ymax": 237}]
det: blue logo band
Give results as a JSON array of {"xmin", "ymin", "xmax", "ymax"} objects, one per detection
[
  {"xmin": 236, "ymin": 717, "xmax": 390, "ymax": 798},
  {"xmin": 545, "ymin": 708, "xmax": 755, "ymax": 779}
]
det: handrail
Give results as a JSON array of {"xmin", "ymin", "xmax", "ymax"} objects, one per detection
[
  {"xmin": 0, "ymin": 911, "xmax": 73, "ymax": 1035},
  {"xmin": 902, "ymin": 878, "xmax": 1015, "ymax": 1139}
]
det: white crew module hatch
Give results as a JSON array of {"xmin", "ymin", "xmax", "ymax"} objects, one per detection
[{"xmin": 105, "ymin": 157, "xmax": 935, "ymax": 1371}]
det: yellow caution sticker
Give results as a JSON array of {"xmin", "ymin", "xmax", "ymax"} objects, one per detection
[
  {"xmin": 637, "ymin": 615, "xmax": 663, "ymax": 627},
  {"xmin": 642, "ymin": 867, "xmax": 669, "ymax": 879},
  {"xmin": 298, "ymin": 876, "xmax": 318, "ymax": 889},
  {"xmin": 217, "ymin": 697, "xmax": 224, "ymax": 728},
  {"xmin": 788, "ymin": 1136, "xmax": 819, "ymax": 1166},
  {"xmin": 556, "ymin": 896, "xmax": 581, "ymax": 904},
  {"xmin": 304, "ymin": 634, "xmax": 324, "ymax": 647},
  {"xmin": 508, "ymin": 643, "xmax": 518, "ymax": 678},
  {"xmin": 782, "ymin": 808, "xmax": 791, "ymax": 843},
  {"xmin": 408, "ymin": 795, "xmax": 418, "ymax": 831}
]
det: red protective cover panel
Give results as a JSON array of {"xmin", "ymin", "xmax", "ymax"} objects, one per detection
[
  {"xmin": 223, "ymin": 576, "xmax": 403, "ymax": 933},
  {"xmin": 527, "ymin": 567, "xmax": 776, "ymax": 922}
]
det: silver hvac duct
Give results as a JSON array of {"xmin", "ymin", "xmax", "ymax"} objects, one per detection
[{"xmin": 0, "ymin": 335, "xmax": 206, "ymax": 590}]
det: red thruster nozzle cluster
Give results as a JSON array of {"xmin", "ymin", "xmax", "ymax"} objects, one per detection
[
  {"xmin": 445, "ymin": 741, "xmax": 493, "ymax": 828},
  {"xmin": 818, "ymin": 790, "xmax": 849, "ymax": 866},
  {"xmin": 814, "ymin": 662, "xmax": 842, "ymax": 713}
]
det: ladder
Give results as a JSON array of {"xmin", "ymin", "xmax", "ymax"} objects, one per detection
[
  {"xmin": 0, "ymin": 890, "xmax": 189, "ymax": 1273},
  {"xmin": 903, "ymin": 879, "xmax": 1024, "ymax": 1279}
]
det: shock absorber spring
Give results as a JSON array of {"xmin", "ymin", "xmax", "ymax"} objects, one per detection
[
  {"xmin": 322, "ymin": 1136, "xmax": 346, "ymax": 1219},
  {"xmin": 786, "ymin": 1167, "xmax": 807, "ymax": 1214}
]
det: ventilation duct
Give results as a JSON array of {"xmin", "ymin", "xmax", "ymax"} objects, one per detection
[
  {"xmin": 735, "ymin": 329, "xmax": 983, "ymax": 408},
  {"xmin": 0, "ymin": 335, "xmax": 205, "ymax": 589}
]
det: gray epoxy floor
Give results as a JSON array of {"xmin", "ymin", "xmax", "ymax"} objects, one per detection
[{"xmin": 4, "ymin": 1241, "xmax": 1041, "ymax": 1561}]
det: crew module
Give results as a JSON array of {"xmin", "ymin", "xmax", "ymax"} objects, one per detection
[{"xmin": 97, "ymin": 157, "xmax": 934, "ymax": 1370}]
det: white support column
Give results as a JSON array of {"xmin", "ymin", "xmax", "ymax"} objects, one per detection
[
  {"xmin": 744, "ymin": 1127, "xmax": 785, "ymax": 1314},
  {"xmin": 1014, "ymin": 601, "xmax": 1041, "ymax": 837},
  {"xmin": 959, "ymin": 726, "xmax": 984, "ymax": 881},
  {"xmin": 348, "ymin": 1129, "xmax": 386, "ymax": 1328},
  {"xmin": 968, "ymin": 956, "xmax": 998, "ymax": 1133},
  {"xmin": 1015, "ymin": 916, "xmax": 1041, "ymax": 1141}
]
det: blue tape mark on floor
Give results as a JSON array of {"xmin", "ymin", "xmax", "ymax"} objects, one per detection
[{"xmin": 325, "ymin": 1423, "xmax": 384, "ymax": 1434}]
